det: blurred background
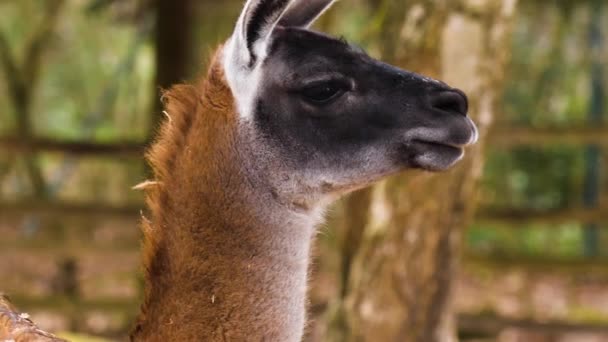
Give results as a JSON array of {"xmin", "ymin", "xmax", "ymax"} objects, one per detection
[{"xmin": 0, "ymin": 0, "xmax": 606, "ymax": 341}]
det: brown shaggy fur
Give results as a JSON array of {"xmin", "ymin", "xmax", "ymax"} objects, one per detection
[
  {"xmin": 132, "ymin": 45, "xmax": 313, "ymax": 341},
  {"xmin": 131, "ymin": 47, "xmax": 242, "ymax": 340}
]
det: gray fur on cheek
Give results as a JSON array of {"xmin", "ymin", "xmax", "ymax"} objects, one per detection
[{"xmin": 238, "ymin": 116, "xmax": 398, "ymax": 211}]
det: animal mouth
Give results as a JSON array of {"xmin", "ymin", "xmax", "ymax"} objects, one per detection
[
  {"xmin": 398, "ymin": 117, "xmax": 479, "ymax": 171},
  {"xmin": 411, "ymin": 139, "xmax": 467, "ymax": 150},
  {"xmin": 408, "ymin": 122, "xmax": 478, "ymax": 151},
  {"xmin": 402, "ymin": 140, "xmax": 465, "ymax": 171},
  {"xmin": 409, "ymin": 139, "xmax": 466, "ymax": 161}
]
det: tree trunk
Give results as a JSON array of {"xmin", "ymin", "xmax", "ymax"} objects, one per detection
[
  {"xmin": 330, "ymin": 1, "xmax": 519, "ymax": 341},
  {"xmin": 152, "ymin": 0, "xmax": 194, "ymax": 130},
  {"xmin": 152, "ymin": 0, "xmax": 242, "ymax": 132}
]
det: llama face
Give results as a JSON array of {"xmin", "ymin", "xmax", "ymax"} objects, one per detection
[
  {"xmin": 258, "ymin": 27, "xmax": 477, "ymax": 171},
  {"xmin": 224, "ymin": 0, "xmax": 478, "ymax": 202}
]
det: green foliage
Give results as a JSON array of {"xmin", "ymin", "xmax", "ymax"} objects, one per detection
[
  {"xmin": 482, "ymin": 146, "xmax": 584, "ymax": 210},
  {"xmin": 0, "ymin": 0, "xmax": 153, "ymax": 141},
  {"xmin": 467, "ymin": 223, "xmax": 585, "ymax": 259},
  {"xmin": 506, "ymin": 2, "xmax": 593, "ymax": 126},
  {"xmin": 471, "ymin": 1, "xmax": 607, "ymax": 259}
]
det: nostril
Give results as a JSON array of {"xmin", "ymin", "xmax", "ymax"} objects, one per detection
[{"xmin": 430, "ymin": 90, "xmax": 468, "ymax": 116}]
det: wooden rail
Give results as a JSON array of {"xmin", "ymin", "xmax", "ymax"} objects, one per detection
[
  {"xmin": 463, "ymin": 252, "xmax": 608, "ymax": 275},
  {"xmin": 476, "ymin": 206, "xmax": 608, "ymax": 225},
  {"xmin": 3, "ymin": 199, "xmax": 607, "ymax": 225},
  {"xmin": 459, "ymin": 313, "xmax": 608, "ymax": 336},
  {"xmin": 489, "ymin": 125, "xmax": 608, "ymax": 147},
  {"xmin": 0, "ymin": 136, "xmax": 146, "ymax": 157},
  {"xmin": 7, "ymin": 295, "xmax": 137, "ymax": 314},
  {"xmin": 1, "ymin": 125, "xmax": 608, "ymax": 157},
  {"xmin": 0, "ymin": 200, "xmax": 142, "ymax": 220},
  {"xmin": 9, "ymin": 294, "xmax": 608, "ymax": 339}
]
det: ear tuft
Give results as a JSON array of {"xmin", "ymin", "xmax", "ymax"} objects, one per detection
[
  {"xmin": 230, "ymin": 0, "xmax": 293, "ymax": 67},
  {"xmin": 223, "ymin": 0, "xmax": 295, "ymax": 119},
  {"xmin": 245, "ymin": 0, "xmax": 292, "ymax": 57}
]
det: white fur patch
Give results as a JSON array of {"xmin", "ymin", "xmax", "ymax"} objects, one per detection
[
  {"xmin": 222, "ymin": 37, "xmax": 265, "ymax": 120},
  {"xmin": 222, "ymin": 0, "xmax": 286, "ymax": 120}
]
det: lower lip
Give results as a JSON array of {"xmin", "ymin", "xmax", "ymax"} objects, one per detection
[
  {"xmin": 403, "ymin": 140, "xmax": 466, "ymax": 171},
  {"xmin": 411, "ymin": 139, "xmax": 465, "ymax": 150}
]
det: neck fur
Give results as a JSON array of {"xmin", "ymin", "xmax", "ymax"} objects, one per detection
[{"xmin": 131, "ymin": 48, "xmax": 320, "ymax": 341}]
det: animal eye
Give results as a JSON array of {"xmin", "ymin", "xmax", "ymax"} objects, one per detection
[{"xmin": 300, "ymin": 81, "xmax": 348, "ymax": 105}]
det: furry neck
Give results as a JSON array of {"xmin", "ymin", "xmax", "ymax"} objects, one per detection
[{"xmin": 131, "ymin": 49, "xmax": 318, "ymax": 341}]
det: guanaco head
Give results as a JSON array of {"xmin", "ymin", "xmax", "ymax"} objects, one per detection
[{"xmin": 223, "ymin": 0, "xmax": 478, "ymax": 207}]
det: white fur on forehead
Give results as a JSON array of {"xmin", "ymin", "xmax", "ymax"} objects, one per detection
[{"xmin": 222, "ymin": 38, "xmax": 263, "ymax": 120}]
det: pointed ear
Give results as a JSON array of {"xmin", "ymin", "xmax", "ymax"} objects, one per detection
[
  {"xmin": 278, "ymin": 0, "xmax": 338, "ymax": 28},
  {"xmin": 229, "ymin": 0, "xmax": 293, "ymax": 67}
]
